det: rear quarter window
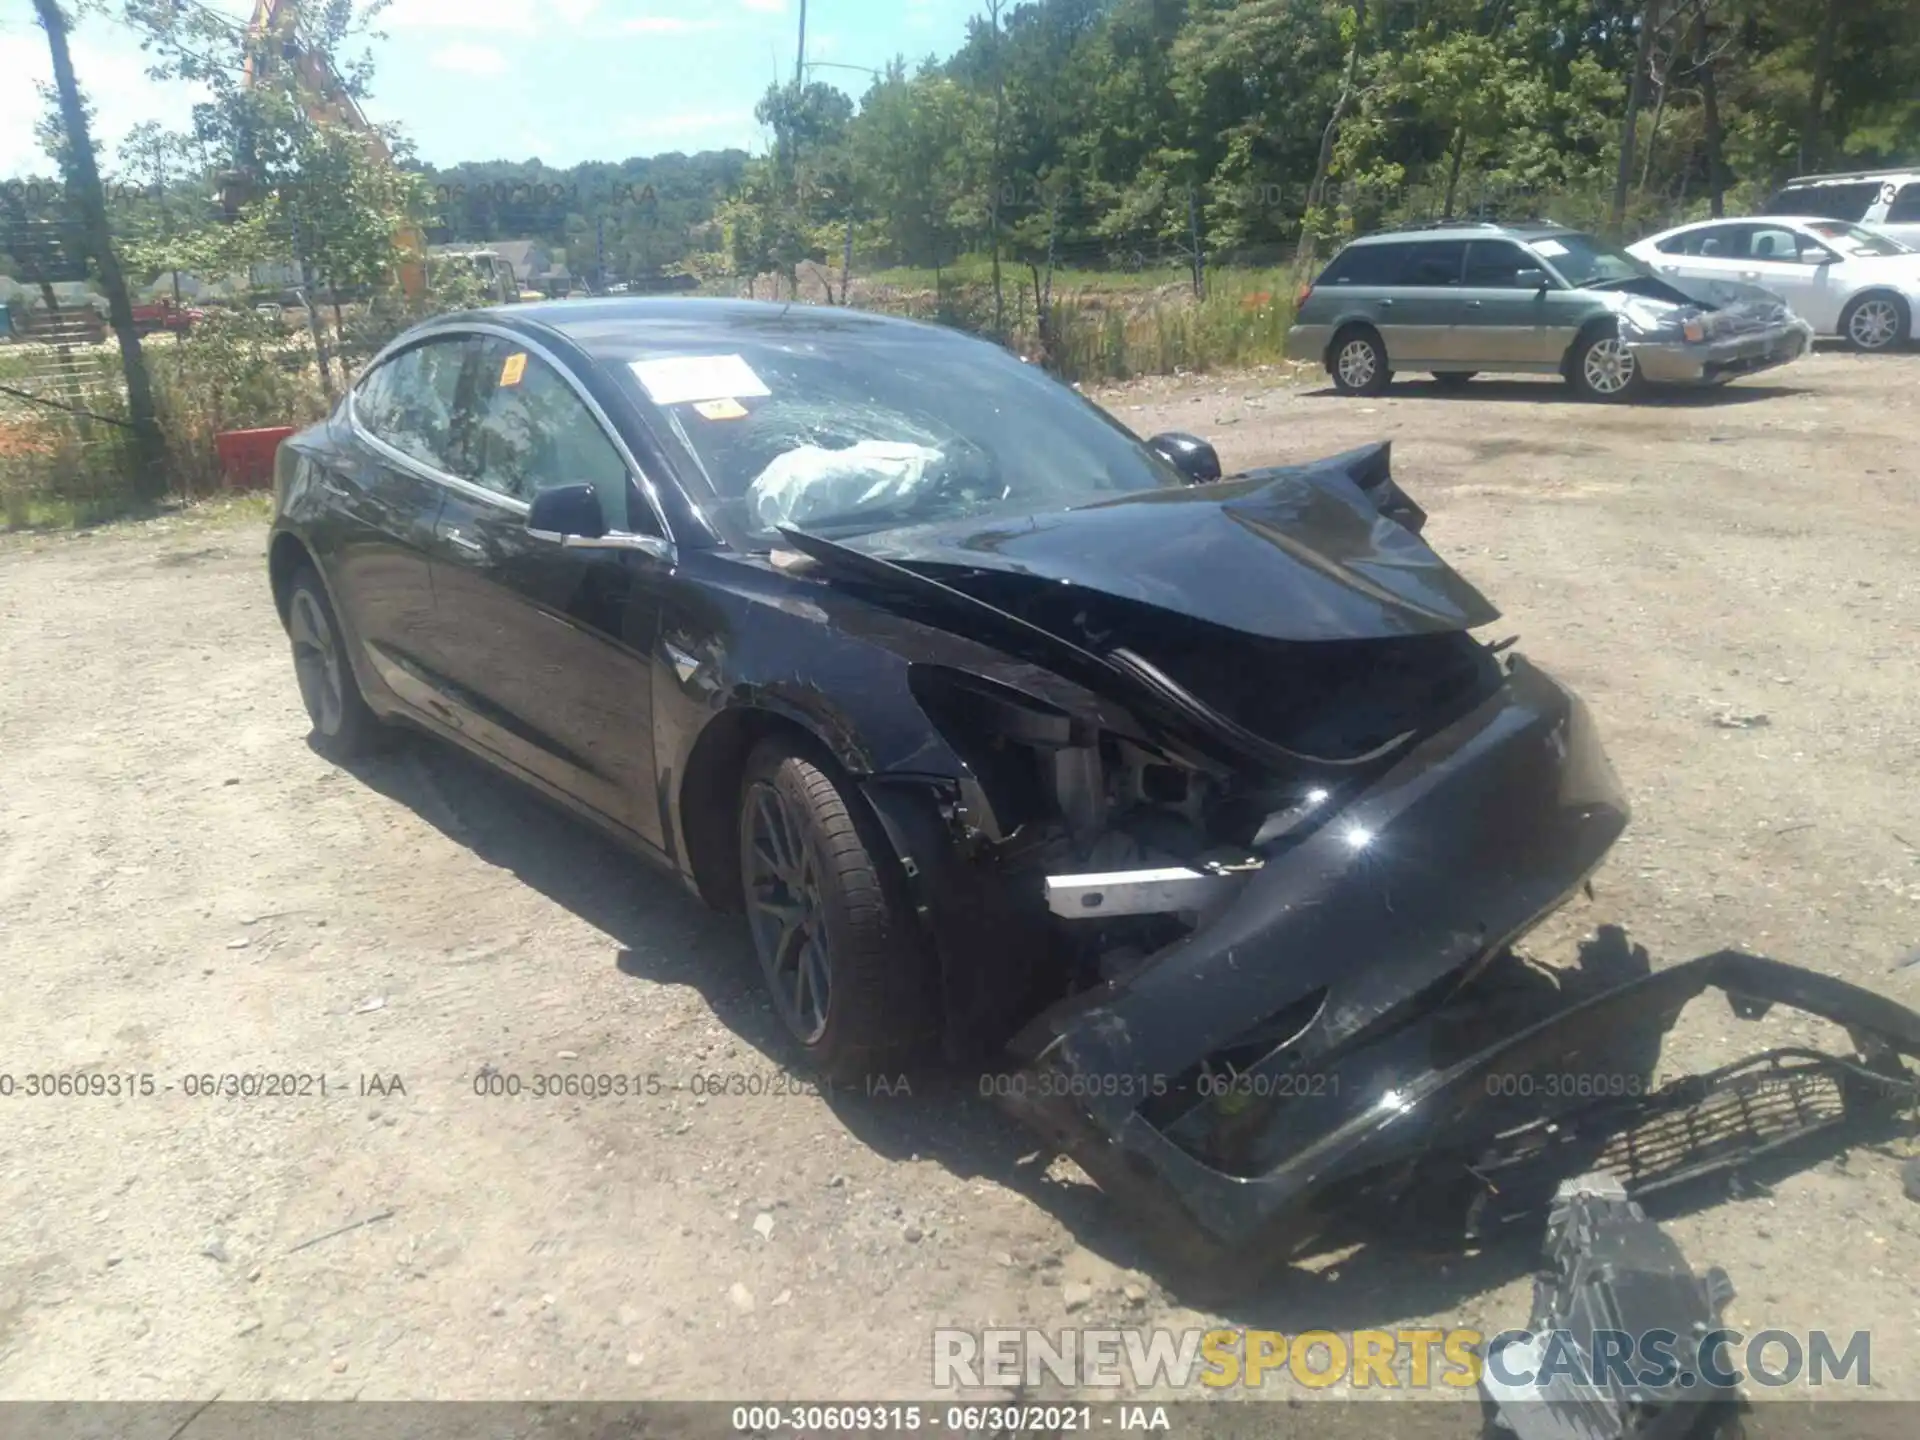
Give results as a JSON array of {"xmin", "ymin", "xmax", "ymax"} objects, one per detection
[
  {"xmin": 1315, "ymin": 244, "xmax": 1404, "ymax": 285},
  {"xmin": 1887, "ymin": 183, "xmax": 1920, "ymax": 224},
  {"xmin": 1763, "ymin": 182, "xmax": 1882, "ymax": 221}
]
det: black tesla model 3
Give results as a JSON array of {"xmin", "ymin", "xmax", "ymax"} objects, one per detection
[
  {"xmin": 267, "ymin": 298, "xmax": 1920, "ymax": 1261},
  {"xmin": 266, "ymin": 292, "xmax": 1616, "ymax": 1067}
]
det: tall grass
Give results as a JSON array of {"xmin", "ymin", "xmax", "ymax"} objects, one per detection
[
  {"xmin": 1044, "ymin": 269, "xmax": 1297, "ymax": 383},
  {"xmin": 1, "ymin": 312, "xmax": 331, "ymax": 530},
  {"xmin": 845, "ymin": 262, "xmax": 1299, "ymax": 384}
]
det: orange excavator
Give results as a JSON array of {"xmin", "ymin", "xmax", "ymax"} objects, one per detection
[{"xmin": 244, "ymin": 0, "xmax": 427, "ymax": 299}]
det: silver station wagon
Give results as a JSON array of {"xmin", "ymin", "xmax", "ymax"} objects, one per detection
[{"xmin": 1287, "ymin": 220, "xmax": 1813, "ymax": 401}]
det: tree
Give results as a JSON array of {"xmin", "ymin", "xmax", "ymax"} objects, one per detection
[
  {"xmin": 121, "ymin": 0, "xmax": 437, "ymax": 394},
  {"xmin": 33, "ymin": 0, "xmax": 166, "ymax": 500}
]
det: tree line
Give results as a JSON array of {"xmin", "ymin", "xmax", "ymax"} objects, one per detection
[
  {"xmin": 725, "ymin": 0, "xmax": 1919, "ymax": 292},
  {"xmin": 11, "ymin": 2, "xmax": 1918, "ymax": 299},
  {"xmin": 387, "ymin": 1, "xmax": 1920, "ymax": 300}
]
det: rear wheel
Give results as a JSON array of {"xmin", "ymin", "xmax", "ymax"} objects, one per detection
[
  {"xmin": 286, "ymin": 567, "xmax": 385, "ymax": 760},
  {"xmin": 1839, "ymin": 291, "xmax": 1908, "ymax": 352},
  {"xmin": 1568, "ymin": 325, "xmax": 1643, "ymax": 402},
  {"xmin": 738, "ymin": 739, "xmax": 937, "ymax": 1083},
  {"xmin": 1329, "ymin": 327, "xmax": 1392, "ymax": 396}
]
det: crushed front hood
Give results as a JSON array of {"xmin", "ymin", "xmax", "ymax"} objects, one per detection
[{"xmin": 835, "ymin": 443, "xmax": 1500, "ymax": 643}]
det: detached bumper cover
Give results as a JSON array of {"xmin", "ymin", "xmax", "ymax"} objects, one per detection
[{"xmin": 1002, "ymin": 944, "xmax": 1920, "ymax": 1256}]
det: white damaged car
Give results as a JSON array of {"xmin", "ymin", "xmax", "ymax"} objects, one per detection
[{"xmin": 1631, "ymin": 216, "xmax": 1920, "ymax": 352}]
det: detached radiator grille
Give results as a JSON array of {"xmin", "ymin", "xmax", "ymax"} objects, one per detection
[{"xmin": 1461, "ymin": 1051, "xmax": 1913, "ymax": 1234}]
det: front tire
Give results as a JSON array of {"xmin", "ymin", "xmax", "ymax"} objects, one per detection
[
  {"xmin": 1568, "ymin": 324, "xmax": 1644, "ymax": 402},
  {"xmin": 1329, "ymin": 326, "xmax": 1392, "ymax": 396},
  {"xmin": 738, "ymin": 739, "xmax": 937, "ymax": 1083},
  {"xmin": 285, "ymin": 566, "xmax": 385, "ymax": 760},
  {"xmin": 1839, "ymin": 291, "xmax": 1908, "ymax": 352}
]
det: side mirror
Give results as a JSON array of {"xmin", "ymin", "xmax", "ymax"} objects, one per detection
[
  {"xmin": 1147, "ymin": 431, "xmax": 1223, "ymax": 484},
  {"xmin": 1517, "ymin": 269, "xmax": 1551, "ymax": 291},
  {"xmin": 527, "ymin": 482, "xmax": 607, "ymax": 540}
]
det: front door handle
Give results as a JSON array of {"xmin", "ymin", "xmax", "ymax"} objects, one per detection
[
  {"xmin": 1376, "ymin": 297, "xmax": 1394, "ymax": 308},
  {"xmin": 1739, "ymin": 270, "xmax": 1760, "ymax": 280},
  {"xmin": 1465, "ymin": 299, "xmax": 1482, "ymax": 308},
  {"xmin": 440, "ymin": 527, "xmax": 484, "ymax": 555}
]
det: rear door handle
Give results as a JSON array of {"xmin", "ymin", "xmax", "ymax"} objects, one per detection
[
  {"xmin": 1376, "ymin": 298, "xmax": 1394, "ymax": 308},
  {"xmin": 440, "ymin": 526, "xmax": 484, "ymax": 555},
  {"xmin": 1465, "ymin": 299, "xmax": 1482, "ymax": 308},
  {"xmin": 1739, "ymin": 270, "xmax": 1760, "ymax": 280}
]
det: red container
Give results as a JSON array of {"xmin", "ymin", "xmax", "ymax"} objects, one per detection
[{"xmin": 214, "ymin": 425, "xmax": 296, "ymax": 492}]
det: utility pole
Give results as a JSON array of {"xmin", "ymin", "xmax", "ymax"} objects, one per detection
[
  {"xmin": 1187, "ymin": 185, "xmax": 1205, "ymax": 299},
  {"xmin": 33, "ymin": 0, "xmax": 167, "ymax": 501},
  {"xmin": 794, "ymin": 0, "xmax": 807, "ymax": 87},
  {"xmin": 841, "ymin": 211, "xmax": 854, "ymax": 304}
]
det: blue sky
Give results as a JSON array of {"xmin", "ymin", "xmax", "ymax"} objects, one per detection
[{"xmin": 0, "ymin": 0, "xmax": 983, "ymax": 177}]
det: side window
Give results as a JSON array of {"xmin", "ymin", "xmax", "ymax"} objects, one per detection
[
  {"xmin": 1695, "ymin": 223, "xmax": 1752, "ymax": 258},
  {"xmin": 1887, "ymin": 183, "xmax": 1920, "ymax": 223},
  {"xmin": 353, "ymin": 337, "xmax": 471, "ymax": 472},
  {"xmin": 1748, "ymin": 225, "xmax": 1817, "ymax": 263},
  {"xmin": 1315, "ymin": 243, "xmax": 1402, "ymax": 286},
  {"xmin": 1766, "ymin": 182, "xmax": 1879, "ymax": 222},
  {"xmin": 1463, "ymin": 240, "xmax": 1547, "ymax": 287},
  {"xmin": 463, "ymin": 339, "xmax": 640, "ymax": 533},
  {"xmin": 1654, "ymin": 232, "xmax": 1694, "ymax": 254},
  {"xmin": 1394, "ymin": 240, "xmax": 1467, "ymax": 287}
]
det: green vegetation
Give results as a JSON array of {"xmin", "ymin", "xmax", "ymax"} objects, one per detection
[
  {"xmin": 393, "ymin": 2, "xmax": 1920, "ymax": 289},
  {"xmin": 4, "ymin": 1, "xmax": 1918, "ymax": 528}
]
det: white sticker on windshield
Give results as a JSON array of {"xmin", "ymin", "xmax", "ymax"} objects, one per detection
[
  {"xmin": 1527, "ymin": 239, "xmax": 1569, "ymax": 257},
  {"xmin": 629, "ymin": 353, "xmax": 771, "ymax": 407}
]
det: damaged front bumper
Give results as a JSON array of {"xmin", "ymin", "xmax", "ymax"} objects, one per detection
[
  {"xmin": 1619, "ymin": 294, "xmax": 1815, "ymax": 386},
  {"xmin": 994, "ymin": 660, "xmax": 1919, "ymax": 1258},
  {"xmin": 1626, "ymin": 328, "xmax": 1811, "ymax": 385}
]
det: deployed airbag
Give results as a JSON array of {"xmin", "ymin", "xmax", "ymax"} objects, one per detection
[{"xmin": 747, "ymin": 440, "xmax": 946, "ymax": 530}]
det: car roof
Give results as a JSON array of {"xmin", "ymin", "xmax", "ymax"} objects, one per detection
[
  {"xmin": 1346, "ymin": 220, "xmax": 1581, "ymax": 246},
  {"xmin": 1777, "ymin": 169, "xmax": 1919, "ymax": 186},
  {"xmin": 1653, "ymin": 215, "xmax": 1819, "ymax": 232},
  {"xmin": 1646, "ymin": 215, "xmax": 1883, "ymax": 238},
  {"xmin": 445, "ymin": 296, "xmax": 977, "ymax": 365}
]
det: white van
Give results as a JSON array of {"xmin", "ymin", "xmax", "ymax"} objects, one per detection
[{"xmin": 1762, "ymin": 168, "xmax": 1920, "ymax": 247}]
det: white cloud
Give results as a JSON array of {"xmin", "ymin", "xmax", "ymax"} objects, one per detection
[
  {"xmin": 741, "ymin": 0, "xmax": 788, "ymax": 14},
  {"xmin": 428, "ymin": 43, "xmax": 510, "ymax": 77},
  {"xmin": 624, "ymin": 17, "xmax": 724, "ymax": 33}
]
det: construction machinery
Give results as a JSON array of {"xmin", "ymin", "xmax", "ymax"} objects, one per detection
[{"xmin": 243, "ymin": 0, "xmax": 427, "ymax": 300}]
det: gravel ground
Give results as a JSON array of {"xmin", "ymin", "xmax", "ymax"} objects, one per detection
[{"xmin": 2, "ymin": 349, "xmax": 1917, "ymax": 1407}]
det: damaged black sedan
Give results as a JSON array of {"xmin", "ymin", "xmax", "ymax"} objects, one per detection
[{"xmin": 269, "ymin": 299, "xmax": 1920, "ymax": 1259}]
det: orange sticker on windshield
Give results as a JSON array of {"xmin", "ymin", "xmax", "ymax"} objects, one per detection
[
  {"xmin": 693, "ymin": 397, "xmax": 748, "ymax": 420},
  {"xmin": 500, "ymin": 352, "xmax": 528, "ymax": 387}
]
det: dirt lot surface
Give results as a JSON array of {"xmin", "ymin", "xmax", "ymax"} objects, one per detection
[{"xmin": 3, "ymin": 351, "xmax": 1918, "ymax": 1409}]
